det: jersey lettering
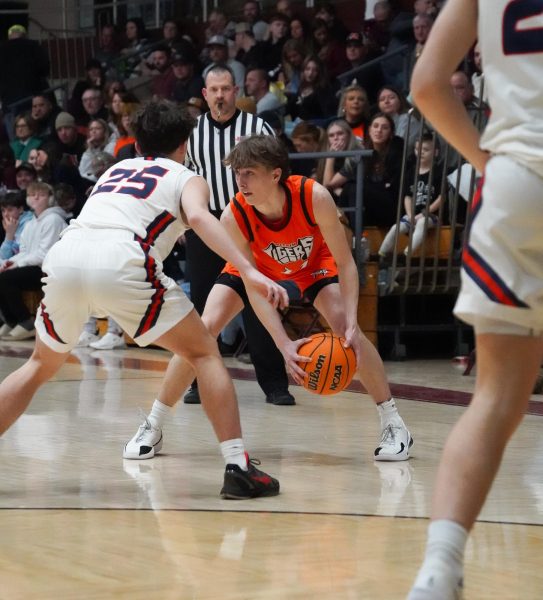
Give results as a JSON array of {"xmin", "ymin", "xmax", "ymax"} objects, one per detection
[
  {"xmin": 503, "ymin": 0, "xmax": 543, "ymax": 55},
  {"xmin": 262, "ymin": 236, "xmax": 314, "ymax": 265},
  {"xmin": 91, "ymin": 165, "xmax": 169, "ymax": 199}
]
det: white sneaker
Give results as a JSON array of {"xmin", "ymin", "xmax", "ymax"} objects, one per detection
[
  {"xmin": 0, "ymin": 323, "xmax": 13, "ymax": 337},
  {"xmin": 75, "ymin": 330, "xmax": 100, "ymax": 347},
  {"xmin": 123, "ymin": 417, "xmax": 163, "ymax": 459},
  {"xmin": 89, "ymin": 332, "xmax": 126, "ymax": 350},
  {"xmin": 374, "ymin": 422, "xmax": 413, "ymax": 461},
  {"xmin": 2, "ymin": 324, "xmax": 35, "ymax": 341},
  {"xmin": 407, "ymin": 564, "xmax": 464, "ymax": 599}
]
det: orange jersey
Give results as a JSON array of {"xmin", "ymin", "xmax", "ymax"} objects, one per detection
[{"xmin": 223, "ymin": 175, "xmax": 338, "ymax": 293}]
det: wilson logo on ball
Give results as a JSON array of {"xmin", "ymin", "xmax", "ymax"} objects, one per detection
[{"xmin": 297, "ymin": 333, "xmax": 356, "ymax": 396}]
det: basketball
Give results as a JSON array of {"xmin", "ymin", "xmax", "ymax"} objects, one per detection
[{"xmin": 297, "ymin": 332, "xmax": 357, "ymax": 395}]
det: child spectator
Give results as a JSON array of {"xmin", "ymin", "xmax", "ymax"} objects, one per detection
[
  {"xmin": 0, "ymin": 181, "xmax": 68, "ymax": 340},
  {"xmin": 14, "ymin": 162, "xmax": 37, "ymax": 192},
  {"xmin": 290, "ymin": 121, "xmax": 324, "ymax": 178},
  {"xmin": 0, "ymin": 191, "xmax": 34, "ymax": 260},
  {"xmin": 378, "ymin": 132, "xmax": 443, "ymax": 260}
]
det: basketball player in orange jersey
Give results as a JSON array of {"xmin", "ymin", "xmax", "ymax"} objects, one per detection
[
  {"xmin": 408, "ymin": 0, "xmax": 543, "ymax": 598},
  {"xmin": 125, "ymin": 134, "xmax": 414, "ymax": 462}
]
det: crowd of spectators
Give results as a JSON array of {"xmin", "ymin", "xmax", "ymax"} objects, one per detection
[{"xmin": 0, "ymin": 0, "xmax": 489, "ymax": 343}]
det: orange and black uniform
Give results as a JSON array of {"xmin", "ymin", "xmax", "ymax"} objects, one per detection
[{"xmin": 220, "ymin": 175, "xmax": 338, "ymax": 303}]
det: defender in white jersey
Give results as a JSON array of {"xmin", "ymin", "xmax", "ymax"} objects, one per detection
[
  {"xmin": 408, "ymin": 1, "xmax": 543, "ymax": 598},
  {"xmin": 0, "ymin": 100, "xmax": 288, "ymax": 500}
]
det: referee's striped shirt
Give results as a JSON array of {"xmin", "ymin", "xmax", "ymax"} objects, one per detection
[{"xmin": 187, "ymin": 109, "xmax": 275, "ymax": 213}]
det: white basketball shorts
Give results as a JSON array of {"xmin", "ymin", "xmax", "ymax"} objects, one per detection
[
  {"xmin": 35, "ymin": 228, "xmax": 194, "ymax": 352},
  {"xmin": 454, "ymin": 155, "xmax": 543, "ymax": 335}
]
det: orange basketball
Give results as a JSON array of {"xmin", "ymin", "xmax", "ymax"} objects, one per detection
[{"xmin": 297, "ymin": 332, "xmax": 357, "ymax": 395}]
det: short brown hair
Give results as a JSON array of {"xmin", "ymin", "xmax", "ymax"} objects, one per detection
[{"xmin": 223, "ymin": 135, "xmax": 290, "ymax": 181}]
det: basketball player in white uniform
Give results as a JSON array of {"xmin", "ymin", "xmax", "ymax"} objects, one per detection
[
  {"xmin": 0, "ymin": 100, "xmax": 288, "ymax": 499},
  {"xmin": 407, "ymin": 0, "xmax": 543, "ymax": 597}
]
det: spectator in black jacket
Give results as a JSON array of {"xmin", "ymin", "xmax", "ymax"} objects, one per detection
[{"xmin": 0, "ymin": 25, "xmax": 50, "ymax": 134}]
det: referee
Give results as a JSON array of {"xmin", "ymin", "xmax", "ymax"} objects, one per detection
[{"xmin": 184, "ymin": 64, "xmax": 294, "ymax": 405}]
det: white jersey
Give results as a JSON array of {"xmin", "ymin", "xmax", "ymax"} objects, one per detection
[
  {"xmin": 478, "ymin": 0, "xmax": 543, "ymax": 177},
  {"xmin": 65, "ymin": 156, "xmax": 197, "ymax": 262}
]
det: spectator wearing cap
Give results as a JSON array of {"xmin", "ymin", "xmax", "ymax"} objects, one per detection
[
  {"xmin": 343, "ymin": 32, "xmax": 384, "ymax": 102},
  {"xmin": 234, "ymin": 22, "xmax": 267, "ymax": 69},
  {"xmin": 244, "ymin": 68, "xmax": 284, "ymax": 115},
  {"xmin": 171, "ymin": 52, "xmax": 204, "ymax": 105},
  {"xmin": 10, "ymin": 113, "xmax": 42, "ymax": 166},
  {"xmin": 203, "ymin": 36, "xmax": 246, "ymax": 96},
  {"xmin": 243, "ymin": 1, "xmax": 269, "ymax": 41},
  {"xmin": 0, "ymin": 24, "xmax": 50, "ymax": 135},
  {"xmin": 14, "ymin": 162, "xmax": 37, "ymax": 192},
  {"xmin": 260, "ymin": 13, "xmax": 289, "ymax": 73},
  {"xmin": 55, "ymin": 112, "xmax": 86, "ymax": 166},
  {"xmin": 68, "ymin": 58, "xmax": 105, "ymax": 123}
]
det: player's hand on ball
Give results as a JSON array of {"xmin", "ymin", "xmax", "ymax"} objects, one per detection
[
  {"xmin": 342, "ymin": 325, "xmax": 362, "ymax": 367},
  {"xmin": 282, "ymin": 338, "xmax": 312, "ymax": 385}
]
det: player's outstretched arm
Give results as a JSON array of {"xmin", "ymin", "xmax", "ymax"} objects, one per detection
[
  {"xmin": 181, "ymin": 177, "xmax": 288, "ymax": 310},
  {"xmin": 411, "ymin": 0, "xmax": 489, "ymax": 172},
  {"xmin": 221, "ymin": 206, "xmax": 310, "ymax": 384},
  {"xmin": 312, "ymin": 182, "xmax": 363, "ymax": 359}
]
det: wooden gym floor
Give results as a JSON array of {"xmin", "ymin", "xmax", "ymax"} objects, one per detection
[{"xmin": 0, "ymin": 340, "xmax": 542, "ymax": 599}]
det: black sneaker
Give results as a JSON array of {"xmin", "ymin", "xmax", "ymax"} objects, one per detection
[
  {"xmin": 184, "ymin": 386, "xmax": 201, "ymax": 404},
  {"xmin": 220, "ymin": 456, "xmax": 280, "ymax": 499},
  {"xmin": 265, "ymin": 391, "xmax": 296, "ymax": 406}
]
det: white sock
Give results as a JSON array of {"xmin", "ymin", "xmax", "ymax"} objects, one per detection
[
  {"xmin": 376, "ymin": 397, "xmax": 402, "ymax": 427},
  {"xmin": 148, "ymin": 399, "xmax": 172, "ymax": 428},
  {"xmin": 411, "ymin": 520, "xmax": 468, "ymax": 595},
  {"xmin": 220, "ymin": 438, "xmax": 248, "ymax": 470}
]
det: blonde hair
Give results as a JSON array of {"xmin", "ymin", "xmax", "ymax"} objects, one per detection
[
  {"xmin": 337, "ymin": 84, "xmax": 370, "ymax": 121},
  {"xmin": 27, "ymin": 181, "xmax": 55, "ymax": 206},
  {"xmin": 316, "ymin": 119, "xmax": 360, "ymax": 182}
]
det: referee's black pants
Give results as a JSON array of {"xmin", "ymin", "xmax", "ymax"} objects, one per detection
[{"xmin": 185, "ymin": 228, "xmax": 290, "ymax": 396}]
